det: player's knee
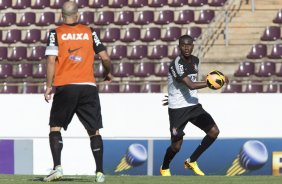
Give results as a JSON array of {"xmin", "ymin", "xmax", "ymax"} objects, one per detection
[
  {"xmin": 90, "ymin": 135, "xmax": 103, "ymax": 150},
  {"xmin": 171, "ymin": 144, "xmax": 181, "ymax": 153}
]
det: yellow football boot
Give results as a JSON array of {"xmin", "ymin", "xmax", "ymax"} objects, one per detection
[
  {"xmin": 160, "ymin": 166, "xmax": 171, "ymax": 176},
  {"xmin": 184, "ymin": 160, "xmax": 205, "ymax": 176}
]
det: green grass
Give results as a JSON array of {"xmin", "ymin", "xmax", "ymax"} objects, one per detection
[{"xmin": 0, "ymin": 175, "xmax": 282, "ymax": 184}]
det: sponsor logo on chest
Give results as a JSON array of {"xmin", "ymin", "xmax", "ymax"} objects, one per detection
[{"xmin": 61, "ymin": 33, "xmax": 90, "ymax": 40}]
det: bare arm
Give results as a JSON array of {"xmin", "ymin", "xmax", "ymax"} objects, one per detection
[
  {"xmin": 182, "ymin": 76, "xmax": 207, "ymax": 90},
  {"xmin": 98, "ymin": 50, "xmax": 112, "ymax": 82},
  {"xmin": 44, "ymin": 55, "xmax": 56, "ymax": 102}
]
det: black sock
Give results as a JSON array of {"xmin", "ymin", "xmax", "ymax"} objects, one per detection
[
  {"xmin": 49, "ymin": 131, "xmax": 63, "ymax": 170},
  {"xmin": 190, "ymin": 135, "xmax": 216, "ymax": 162},
  {"xmin": 162, "ymin": 146, "xmax": 178, "ymax": 169},
  {"xmin": 90, "ymin": 135, "xmax": 104, "ymax": 173}
]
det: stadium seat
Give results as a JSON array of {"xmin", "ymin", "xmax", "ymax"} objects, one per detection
[
  {"xmin": 140, "ymin": 27, "xmax": 161, "ymax": 42},
  {"xmin": 0, "ymin": 0, "xmax": 11, "ymax": 9},
  {"xmin": 99, "ymin": 83, "xmax": 120, "ymax": 93},
  {"xmin": 7, "ymin": 47, "xmax": 27, "ymax": 61},
  {"xmin": 36, "ymin": 12, "xmax": 55, "ymax": 26},
  {"xmin": 268, "ymin": 44, "xmax": 282, "ymax": 59},
  {"xmin": 89, "ymin": 0, "xmax": 108, "ymax": 8},
  {"xmin": 100, "ymin": 28, "xmax": 120, "ymax": 42},
  {"xmin": 78, "ymin": 11, "xmax": 94, "ymax": 25},
  {"xmin": 22, "ymin": 29, "xmax": 41, "ymax": 44},
  {"xmin": 148, "ymin": 45, "xmax": 168, "ymax": 59},
  {"xmin": 234, "ymin": 61, "xmax": 255, "ymax": 77},
  {"xmin": 161, "ymin": 27, "xmax": 182, "ymax": 42},
  {"xmin": 154, "ymin": 10, "xmax": 174, "ymax": 25},
  {"xmin": 21, "ymin": 82, "xmax": 39, "ymax": 93},
  {"xmin": 120, "ymin": 83, "xmax": 141, "ymax": 93},
  {"xmin": 0, "ymin": 47, "xmax": 8, "ymax": 61},
  {"xmin": 0, "ymin": 83, "xmax": 18, "ymax": 93},
  {"xmin": 155, "ymin": 62, "xmax": 169, "ymax": 77},
  {"xmin": 108, "ymin": 0, "xmax": 128, "ymax": 8},
  {"xmin": 244, "ymin": 81, "xmax": 263, "ymax": 93},
  {"xmin": 222, "ymin": 81, "xmax": 242, "ymax": 93},
  {"xmin": 140, "ymin": 82, "xmax": 161, "ymax": 93},
  {"xmin": 174, "ymin": 10, "xmax": 194, "ymax": 24},
  {"xmin": 94, "ymin": 62, "xmax": 104, "ymax": 78},
  {"xmin": 120, "ymin": 27, "xmax": 140, "ymax": 42},
  {"xmin": 264, "ymin": 81, "xmax": 278, "ymax": 93},
  {"xmin": 134, "ymin": 11, "xmax": 154, "ymax": 25},
  {"xmin": 276, "ymin": 64, "xmax": 282, "ymax": 77},
  {"xmin": 95, "ymin": 11, "xmax": 114, "ymax": 25},
  {"xmin": 12, "ymin": 0, "xmax": 31, "ymax": 9},
  {"xmin": 246, "ymin": 44, "xmax": 267, "ymax": 59},
  {"xmin": 168, "ymin": 0, "xmax": 187, "ymax": 7},
  {"xmin": 273, "ymin": 9, "xmax": 282, "ymax": 24},
  {"xmin": 127, "ymin": 45, "xmax": 147, "ymax": 59},
  {"xmin": 31, "ymin": 0, "xmax": 50, "ymax": 9},
  {"xmin": 50, "ymin": 0, "xmax": 66, "ymax": 9},
  {"xmin": 2, "ymin": 29, "xmax": 21, "ymax": 44},
  {"xmin": 260, "ymin": 26, "xmax": 281, "ymax": 41},
  {"xmin": 0, "ymin": 64, "xmax": 12, "ymax": 78},
  {"xmin": 148, "ymin": 0, "xmax": 167, "ymax": 7},
  {"xmin": 33, "ymin": 63, "xmax": 47, "ymax": 78},
  {"xmin": 27, "ymin": 46, "xmax": 46, "ymax": 61},
  {"xmin": 41, "ymin": 30, "xmax": 50, "ymax": 43},
  {"xmin": 195, "ymin": 10, "xmax": 215, "ymax": 24},
  {"xmin": 112, "ymin": 62, "xmax": 134, "ymax": 77},
  {"xmin": 128, "ymin": 0, "xmax": 147, "ymax": 7},
  {"xmin": 208, "ymin": 0, "xmax": 226, "ymax": 7},
  {"xmin": 188, "ymin": 0, "xmax": 207, "ymax": 7},
  {"xmin": 74, "ymin": 0, "xmax": 89, "ymax": 8},
  {"xmin": 0, "ymin": 13, "xmax": 16, "ymax": 26},
  {"xmin": 114, "ymin": 11, "xmax": 134, "ymax": 25},
  {"xmin": 109, "ymin": 45, "xmax": 127, "ymax": 60},
  {"xmin": 17, "ymin": 12, "xmax": 36, "ymax": 27},
  {"xmin": 168, "ymin": 45, "xmax": 179, "ymax": 59},
  {"xmin": 186, "ymin": 26, "xmax": 202, "ymax": 40},
  {"xmin": 255, "ymin": 61, "xmax": 276, "ymax": 77},
  {"xmin": 12, "ymin": 64, "xmax": 33, "ymax": 78},
  {"xmin": 134, "ymin": 62, "xmax": 155, "ymax": 77}
]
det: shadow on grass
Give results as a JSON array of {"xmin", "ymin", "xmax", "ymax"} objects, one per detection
[{"xmin": 30, "ymin": 176, "xmax": 93, "ymax": 182}]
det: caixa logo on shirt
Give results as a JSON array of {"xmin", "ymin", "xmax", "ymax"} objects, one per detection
[
  {"xmin": 69, "ymin": 55, "xmax": 82, "ymax": 62},
  {"xmin": 61, "ymin": 33, "xmax": 90, "ymax": 40}
]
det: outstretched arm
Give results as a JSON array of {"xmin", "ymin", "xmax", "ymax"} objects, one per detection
[{"xmin": 182, "ymin": 76, "xmax": 207, "ymax": 90}]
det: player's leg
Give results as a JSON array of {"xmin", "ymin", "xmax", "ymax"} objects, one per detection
[
  {"xmin": 76, "ymin": 85, "xmax": 105, "ymax": 182},
  {"xmin": 185, "ymin": 106, "xmax": 219, "ymax": 176},
  {"xmin": 161, "ymin": 137, "xmax": 183, "ymax": 176},
  {"xmin": 44, "ymin": 85, "xmax": 78, "ymax": 181},
  {"xmin": 161, "ymin": 107, "xmax": 188, "ymax": 176}
]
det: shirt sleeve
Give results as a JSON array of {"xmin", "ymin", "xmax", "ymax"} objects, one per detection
[
  {"xmin": 45, "ymin": 30, "xmax": 59, "ymax": 56},
  {"xmin": 90, "ymin": 27, "xmax": 106, "ymax": 54},
  {"xmin": 169, "ymin": 57, "xmax": 186, "ymax": 82}
]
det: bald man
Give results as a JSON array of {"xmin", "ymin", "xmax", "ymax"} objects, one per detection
[{"xmin": 44, "ymin": 1, "xmax": 111, "ymax": 182}]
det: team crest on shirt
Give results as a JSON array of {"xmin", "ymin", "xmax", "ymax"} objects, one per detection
[{"xmin": 61, "ymin": 33, "xmax": 89, "ymax": 40}]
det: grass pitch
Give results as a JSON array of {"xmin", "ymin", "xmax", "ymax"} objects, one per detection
[{"xmin": 0, "ymin": 175, "xmax": 281, "ymax": 184}]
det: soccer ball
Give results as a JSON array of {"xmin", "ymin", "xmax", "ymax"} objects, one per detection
[{"xmin": 206, "ymin": 70, "xmax": 225, "ymax": 90}]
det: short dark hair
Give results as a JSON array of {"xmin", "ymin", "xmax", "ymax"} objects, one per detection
[{"xmin": 179, "ymin": 35, "xmax": 194, "ymax": 44}]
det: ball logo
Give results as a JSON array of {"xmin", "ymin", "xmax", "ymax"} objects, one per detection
[
  {"xmin": 115, "ymin": 144, "xmax": 148, "ymax": 172},
  {"xmin": 61, "ymin": 33, "xmax": 89, "ymax": 40},
  {"xmin": 226, "ymin": 140, "xmax": 268, "ymax": 176}
]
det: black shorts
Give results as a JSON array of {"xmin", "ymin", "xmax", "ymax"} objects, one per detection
[
  {"xmin": 168, "ymin": 104, "xmax": 216, "ymax": 141},
  {"xmin": 49, "ymin": 85, "xmax": 103, "ymax": 131}
]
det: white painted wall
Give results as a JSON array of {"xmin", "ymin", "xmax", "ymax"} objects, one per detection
[
  {"xmin": 0, "ymin": 94, "xmax": 281, "ymax": 139},
  {"xmin": 0, "ymin": 94, "xmax": 281, "ymax": 175}
]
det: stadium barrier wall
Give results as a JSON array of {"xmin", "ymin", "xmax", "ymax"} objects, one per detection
[{"xmin": 0, "ymin": 94, "xmax": 281, "ymax": 176}]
